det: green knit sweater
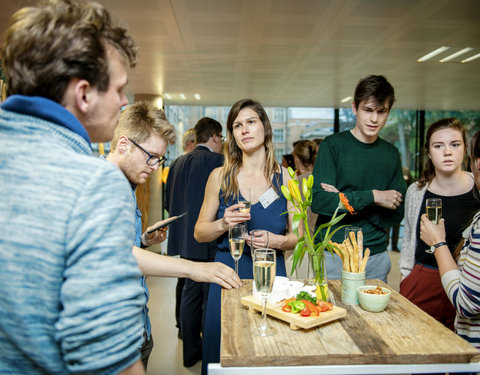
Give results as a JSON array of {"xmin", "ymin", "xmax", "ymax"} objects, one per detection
[{"xmin": 311, "ymin": 130, "xmax": 406, "ymax": 255}]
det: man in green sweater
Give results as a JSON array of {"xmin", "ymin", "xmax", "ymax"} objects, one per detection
[{"xmin": 311, "ymin": 75, "xmax": 406, "ymax": 282}]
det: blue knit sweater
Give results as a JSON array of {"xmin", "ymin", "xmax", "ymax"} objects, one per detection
[{"xmin": 0, "ymin": 96, "xmax": 145, "ymax": 374}]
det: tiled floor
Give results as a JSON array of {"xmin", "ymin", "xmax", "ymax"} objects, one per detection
[{"xmin": 145, "ymin": 250, "xmax": 402, "ymax": 375}]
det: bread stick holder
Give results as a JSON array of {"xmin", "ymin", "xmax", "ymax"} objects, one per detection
[{"xmin": 341, "ymin": 270, "xmax": 365, "ymax": 305}]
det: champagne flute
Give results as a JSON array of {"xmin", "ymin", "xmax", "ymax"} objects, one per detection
[
  {"xmin": 253, "ymin": 248, "xmax": 276, "ymax": 337},
  {"xmin": 239, "ymin": 188, "xmax": 251, "ymax": 213},
  {"xmin": 426, "ymin": 198, "xmax": 442, "ymax": 254},
  {"xmin": 426, "ymin": 198, "xmax": 442, "ymax": 224},
  {"xmin": 229, "ymin": 223, "xmax": 246, "ymax": 274}
]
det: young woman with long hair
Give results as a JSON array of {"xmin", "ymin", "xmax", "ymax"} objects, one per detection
[
  {"xmin": 420, "ymin": 129, "xmax": 480, "ymax": 349},
  {"xmin": 399, "ymin": 118, "xmax": 480, "ymax": 330},
  {"xmin": 194, "ymin": 98, "xmax": 299, "ymax": 374}
]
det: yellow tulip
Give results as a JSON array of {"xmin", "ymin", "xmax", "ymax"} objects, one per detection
[{"xmin": 288, "ymin": 179, "xmax": 302, "ymax": 204}]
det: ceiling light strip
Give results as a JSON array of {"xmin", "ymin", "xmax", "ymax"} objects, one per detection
[
  {"xmin": 461, "ymin": 53, "xmax": 480, "ymax": 63},
  {"xmin": 417, "ymin": 46, "xmax": 450, "ymax": 62},
  {"xmin": 439, "ymin": 47, "xmax": 474, "ymax": 62}
]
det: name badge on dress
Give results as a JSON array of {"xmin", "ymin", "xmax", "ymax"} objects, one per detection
[{"xmin": 258, "ymin": 187, "xmax": 278, "ymax": 209}]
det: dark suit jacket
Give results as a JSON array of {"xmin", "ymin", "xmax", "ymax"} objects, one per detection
[{"xmin": 165, "ymin": 145, "xmax": 223, "ymax": 260}]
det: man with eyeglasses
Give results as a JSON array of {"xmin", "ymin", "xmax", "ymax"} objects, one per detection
[
  {"xmin": 165, "ymin": 117, "xmax": 224, "ymax": 367},
  {"xmin": 106, "ymin": 103, "xmax": 240, "ymax": 370}
]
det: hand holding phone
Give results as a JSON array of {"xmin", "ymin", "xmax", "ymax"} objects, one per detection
[{"xmin": 146, "ymin": 212, "xmax": 187, "ymax": 234}]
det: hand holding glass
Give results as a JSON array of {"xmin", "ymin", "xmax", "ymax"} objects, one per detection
[
  {"xmin": 250, "ymin": 229, "xmax": 269, "ymax": 251},
  {"xmin": 253, "ymin": 248, "xmax": 276, "ymax": 336},
  {"xmin": 229, "ymin": 224, "xmax": 246, "ymax": 274}
]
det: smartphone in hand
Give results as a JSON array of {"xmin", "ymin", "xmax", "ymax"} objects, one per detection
[{"xmin": 146, "ymin": 212, "xmax": 187, "ymax": 234}]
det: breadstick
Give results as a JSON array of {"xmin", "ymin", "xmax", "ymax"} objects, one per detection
[
  {"xmin": 345, "ymin": 238, "xmax": 356, "ymax": 273},
  {"xmin": 329, "ymin": 240, "xmax": 347, "ymax": 271},
  {"xmin": 359, "ymin": 248, "xmax": 370, "ymax": 273},
  {"xmin": 357, "ymin": 231, "xmax": 363, "ymax": 270},
  {"xmin": 341, "ymin": 241, "xmax": 350, "ymax": 272},
  {"xmin": 332, "ymin": 243, "xmax": 343, "ymax": 263},
  {"xmin": 349, "ymin": 231, "xmax": 359, "ymax": 273}
]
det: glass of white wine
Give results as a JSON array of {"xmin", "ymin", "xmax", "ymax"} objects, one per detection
[
  {"xmin": 426, "ymin": 198, "xmax": 442, "ymax": 224},
  {"xmin": 426, "ymin": 198, "xmax": 442, "ymax": 254},
  {"xmin": 239, "ymin": 188, "xmax": 251, "ymax": 213},
  {"xmin": 253, "ymin": 248, "xmax": 276, "ymax": 337},
  {"xmin": 229, "ymin": 223, "xmax": 246, "ymax": 274}
]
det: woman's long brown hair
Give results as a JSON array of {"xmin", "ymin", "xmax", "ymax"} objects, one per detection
[
  {"xmin": 418, "ymin": 118, "xmax": 467, "ymax": 188},
  {"xmin": 220, "ymin": 99, "xmax": 279, "ymax": 202}
]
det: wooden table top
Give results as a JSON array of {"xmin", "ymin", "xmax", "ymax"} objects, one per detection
[{"xmin": 220, "ymin": 279, "xmax": 480, "ymax": 368}]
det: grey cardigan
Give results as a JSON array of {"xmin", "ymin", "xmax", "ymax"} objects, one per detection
[
  {"xmin": 399, "ymin": 182, "xmax": 427, "ymax": 278},
  {"xmin": 399, "ymin": 175, "xmax": 475, "ymax": 278}
]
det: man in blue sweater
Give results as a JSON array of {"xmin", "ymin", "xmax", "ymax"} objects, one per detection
[{"xmin": 0, "ymin": 1, "xmax": 145, "ymax": 374}]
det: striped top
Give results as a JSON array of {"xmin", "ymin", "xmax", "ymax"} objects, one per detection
[{"xmin": 442, "ymin": 211, "xmax": 480, "ymax": 350}]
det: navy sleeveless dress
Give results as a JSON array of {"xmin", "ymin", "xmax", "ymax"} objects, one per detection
[{"xmin": 201, "ymin": 170, "xmax": 288, "ymax": 374}]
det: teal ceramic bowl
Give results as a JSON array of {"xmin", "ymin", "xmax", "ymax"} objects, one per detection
[{"xmin": 357, "ymin": 285, "xmax": 391, "ymax": 312}]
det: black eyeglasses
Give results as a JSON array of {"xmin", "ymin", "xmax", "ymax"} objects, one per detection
[
  {"xmin": 130, "ymin": 139, "xmax": 167, "ymax": 166},
  {"xmin": 216, "ymin": 134, "xmax": 226, "ymax": 142}
]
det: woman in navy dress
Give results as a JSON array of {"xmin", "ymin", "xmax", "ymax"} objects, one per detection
[{"xmin": 194, "ymin": 99, "xmax": 300, "ymax": 374}]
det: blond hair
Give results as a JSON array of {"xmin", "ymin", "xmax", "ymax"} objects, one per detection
[{"xmin": 110, "ymin": 101, "xmax": 176, "ymax": 151}]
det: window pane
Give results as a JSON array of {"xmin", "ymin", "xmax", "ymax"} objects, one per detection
[
  {"xmin": 273, "ymin": 129, "xmax": 285, "ymax": 143},
  {"xmin": 425, "ymin": 111, "xmax": 480, "ymax": 140},
  {"xmin": 382, "ymin": 110, "xmax": 418, "ymax": 179},
  {"xmin": 273, "ymin": 108, "xmax": 285, "ymax": 122}
]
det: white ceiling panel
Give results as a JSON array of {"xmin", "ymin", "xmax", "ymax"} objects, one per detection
[{"xmin": 0, "ymin": 0, "xmax": 479, "ymax": 110}]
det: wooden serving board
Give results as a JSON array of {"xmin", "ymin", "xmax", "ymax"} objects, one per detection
[{"xmin": 240, "ymin": 295, "xmax": 346, "ymax": 330}]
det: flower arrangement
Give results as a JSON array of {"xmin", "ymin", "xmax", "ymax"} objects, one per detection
[{"xmin": 281, "ymin": 167, "xmax": 355, "ymax": 301}]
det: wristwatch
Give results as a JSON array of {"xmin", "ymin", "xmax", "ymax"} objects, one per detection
[{"xmin": 426, "ymin": 241, "xmax": 447, "ymax": 254}]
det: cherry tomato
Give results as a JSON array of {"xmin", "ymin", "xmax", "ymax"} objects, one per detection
[
  {"xmin": 317, "ymin": 300, "xmax": 333, "ymax": 312},
  {"xmin": 300, "ymin": 307, "xmax": 311, "ymax": 317},
  {"xmin": 300, "ymin": 299, "xmax": 319, "ymax": 316}
]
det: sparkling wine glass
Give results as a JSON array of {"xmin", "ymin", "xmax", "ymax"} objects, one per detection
[
  {"xmin": 426, "ymin": 198, "xmax": 442, "ymax": 254},
  {"xmin": 229, "ymin": 223, "xmax": 246, "ymax": 274},
  {"xmin": 426, "ymin": 198, "xmax": 442, "ymax": 224},
  {"xmin": 253, "ymin": 248, "xmax": 276, "ymax": 336},
  {"xmin": 239, "ymin": 188, "xmax": 251, "ymax": 213}
]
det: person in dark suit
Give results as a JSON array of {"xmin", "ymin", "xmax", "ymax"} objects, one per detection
[
  {"xmin": 165, "ymin": 117, "xmax": 224, "ymax": 367},
  {"xmin": 168, "ymin": 127, "xmax": 196, "ymax": 340}
]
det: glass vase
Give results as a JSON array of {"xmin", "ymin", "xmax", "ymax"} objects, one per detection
[{"xmin": 311, "ymin": 252, "xmax": 329, "ymax": 302}]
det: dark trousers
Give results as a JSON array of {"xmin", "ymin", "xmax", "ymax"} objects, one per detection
[
  {"xmin": 140, "ymin": 332, "xmax": 154, "ymax": 371},
  {"xmin": 181, "ymin": 277, "xmax": 210, "ymax": 367},
  {"xmin": 175, "ymin": 278, "xmax": 185, "ymax": 333}
]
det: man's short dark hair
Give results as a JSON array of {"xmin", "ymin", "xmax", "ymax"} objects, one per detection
[
  {"xmin": 194, "ymin": 117, "xmax": 222, "ymax": 144},
  {"xmin": 353, "ymin": 75, "xmax": 395, "ymax": 110},
  {"xmin": 1, "ymin": 0, "xmax": 137, "ymax": 103}
]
